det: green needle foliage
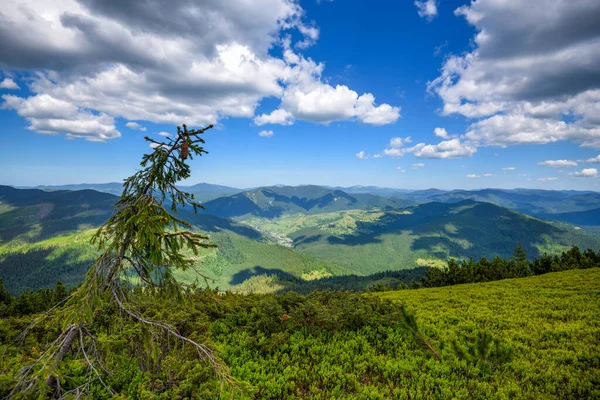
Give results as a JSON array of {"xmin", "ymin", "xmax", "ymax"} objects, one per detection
[{"xmin": 9, "ymin": 124, "xmax": 231, "ymax": 399}]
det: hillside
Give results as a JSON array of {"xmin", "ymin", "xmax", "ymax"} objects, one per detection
[
  {"xmin": 0, "ymin": 186, "xmax": 352, "ymax": 293},
  {"xmin": 3, "ymin": 185, "xmax": 600, "ymax": 293},
  {"xmin": 538, "ymin": 207, "xmax": 600, "ymax": 227},
  {"xmin": 182, "ymin": 182, "xmax": 243, "ymax": 202},
  {"xmin": 22, "ymin": 182, "xmax": 125, "ymax": 196},
  {"xmin": 15, "ymin": 182, "xmax": 242, "ymax": 202},
  {"xmin": 281, "ymin": 200, "xmax": 600, "ymax": 274},
  {"xmin": 0, "ymin": 185, "xmax": 116, "ymax": 244},
  {"xmin": 202, "ymin": 185, "xmax": 411, "ymax": 219},
  {"xmin": 411, "ymin": 188, "xmax": 600, "ymax": 215},
  {"xmin": 3, "ymin": 268, "xmax": 598, "ymax": 398}
]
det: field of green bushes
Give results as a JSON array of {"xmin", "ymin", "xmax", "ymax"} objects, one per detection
[{"xmin": 2, "ymin": 268, "xmax": 598, "ymax": 399}]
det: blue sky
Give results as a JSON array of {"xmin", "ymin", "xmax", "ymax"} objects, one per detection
[{"xmin": 1, "ymin": 0, "xmax": 599, "ymax": 190}]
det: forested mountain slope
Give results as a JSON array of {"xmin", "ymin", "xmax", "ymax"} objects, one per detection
[
  {"xmin": 15, "ymin": 182, "xmax": 243, "ymax": 202},
  {"xmin": 0, "ymin": 185, "xmax": 116, "ymax": 244},
  {"xmin": 403, "ymin": 188, "xmax": 600, "ymax": 215},
  {"xmin": 0, "ymin": 186, "xmax": 348, "ymax": 293},
  {"xmin": 202, "ymin": 185, "xmax": 412, "ymax": 219},
  {"xmin": 285, "ymin": 200, "xmax": 600, "ymax": 274}
]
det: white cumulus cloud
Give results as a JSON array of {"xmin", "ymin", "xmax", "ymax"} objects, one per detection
[
  {"xmin": 428, "ymin": 0, "xmax": 600, "ymax": 149},
  {"xmin": 1, "ymin": 93, "xmax": 120, "ymax": 141},
  {"xmin": 570, "ymin": 168, "xmax": 598, "ymax": 178},
  {"xmin": 356, "ymin": 151, "xmax": 368, "ymax": 159},
  {"xmin": 466, "ymin": 174, "xmax": 480, "ymax": 178},
  {"xmin": 254, "ymin": 109, "xmax": 294, "ymax": 126},
  {"xmin": 0, "ymin": 78, "xmax": 19, "ymax": 90},
  {"xmin": 258, "ymin": 130, "xmax": 274, "ymax": 137},
  {"xmin": 586, "ymin": 155, "xmax": 600, "ymax": 163},
  {"xmin": 125, "ymin": 122, "xmax": 146, "ymax": 131},
  {"xmin": 538, "ymin": 160, "xmax": 578, "ymax": 167},
  {"xmin": 433, "ymin": 127, "xmax": 449, "ymax": 139},
  {"xmin": 409, "ymin": 139, "xmax": 476, "ymax": 159},
  {"xmin": 415, "ymin": 0, "xmax": 438, "ymax": 21},
  {"xmin": 0, "ymin": 0, "xmax": 400, "ymax": 141}
]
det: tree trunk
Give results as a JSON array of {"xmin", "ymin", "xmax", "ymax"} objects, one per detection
[{"xmin": 45, "ymin": 324, "xmax": 79, "ymax": 392}]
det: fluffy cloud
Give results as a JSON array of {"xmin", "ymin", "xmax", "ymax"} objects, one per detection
[
  {"xmin": 433, "ymin": 127, "xmax": 449, "ymax": 139},
  {"xmin": 356, "ymin": 151, "xmax": 367, "ymax": 159},
  {"xmin": 390, "ymin": 137, "xmax": 406, "ymax": 148},
  {"xmin": 158, "ymin": 131, "xmax": 170, "ymax": 137},
  {"xmin": 258, "ymin": 130, "xmax": 274, "ymax": 137},
  {"xmin": 382, "ymin": 148, "xmax": 404, "ymax": 157},
  {"xmin": 0, "ymin": 78, "xmax": 19, "ymax": 90},
  {"xmin": 125, "ymin": 122, "xmax": 146, "ymax": 131},
  {"xmin": 409, "ymin": 139, "xmax": 476, "ymax": 159},
  {"xmin": 538, "ymin": 159, "xmax": 578, "ymax": 167},
  {"xmin": 570, "ymin": 168, "xmax": 598, "ymax": 178},
  {"xmin": 428, "ymin": 0, "xmax": 600, "ymax": 149},
  {"xmin": 482, "ymin": 173, "xmax": 496, "ymax": 177},
  {"xmin": 1, "ymin": 93, "xmax": 120, "ymax": 141},
  {"xmin": 412, "ymin": 163, "xmax": 425, "ymax": 169},
  {"xmin": 415, "ymin": 0, "xmax": 438, "ymax": 21},
  {"xmin": 0, "ymin": 0, "xmax": 400, "ymax": 141},
  {"xmin": 280, "ymin": 71, "xmax": 400, "ymax": 125},
  {"xmin": 254, "ymin": 109, "xmax": 294, "ymax": 126},
  {"xmin": 539, "ymin": 177, "xmax": 558, "ymax": 182},
  {"xmin": 466, "ymin": 174, "xmax": 480, "ymax": 178},
  {"xmin": 586, "ymin": 155, "xmax": 600, "ymax": 163},
  {"xmin": 379, "ymin": 137, "xmax": 412, "ymax": 157},
  {"xmin": 502, "ymin": 167, "xmax": 515, "ymax": 171},
  {"xmin": 378, "ymin": 136, "xmax": 475, "ymax": 159}
]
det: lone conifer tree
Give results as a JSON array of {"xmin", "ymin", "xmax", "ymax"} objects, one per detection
[{"xmin": 11, "ymin": 124, "xmax": 229, "ymax": 398}]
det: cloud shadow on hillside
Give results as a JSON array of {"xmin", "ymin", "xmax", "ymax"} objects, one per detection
[
  {"xmin": 229, "ymin": 266, "xmax": 297, "ymax": 285},
  {"xmin": 0, "ymin": 246, "xmax": 97, "ymax": 294}
]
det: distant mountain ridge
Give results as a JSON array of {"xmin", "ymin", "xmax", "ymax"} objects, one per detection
[
  {"xmin": 2, "ymin": 184, "xmax": 600, "ymax": 293},
  {"xmin": 0, "ymin": 185, "xmax": 117, "ymax": 243},
  {"xmin": 416, "ymin": 189, "xmax": 600, "ymax": 215},
  {"xmin": 288, "ymin": 199, "xmax": 600, "ymax": 274},
  {"xmin": 537, "ymin": 208, "xmax": 600, "ymax": 227},
  {"xmin": 201, "ymin": 185, "xmax": 414, "ymax": 219},
  {"xmin": 15, "ymin": 182, "xmax": 243, "ymax": 202}
]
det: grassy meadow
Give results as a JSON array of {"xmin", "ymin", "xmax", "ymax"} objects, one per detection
[{"xmin": 2, "ymin": 268, "xmax": 598, "ymax": 399}]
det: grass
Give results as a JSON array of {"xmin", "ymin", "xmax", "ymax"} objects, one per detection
[
  {"xmin": 376, "ymin": 268, "xmax": 600, "ymax": 399},
  {"xmin": 2, "ymin": 267, "xmax": 598, "ymax": 398}
]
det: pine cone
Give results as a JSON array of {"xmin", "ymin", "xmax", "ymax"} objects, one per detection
[{"xmin": 180, "ymin": 140, "xmax": 189, "ymax": 160}]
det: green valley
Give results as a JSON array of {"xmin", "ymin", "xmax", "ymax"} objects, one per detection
[{"xmin": 2, "ymin": 185, "xmax": 600, "ymax": 293}]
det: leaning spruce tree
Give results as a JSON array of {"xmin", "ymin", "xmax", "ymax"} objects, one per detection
[{"xmin": 11, "ymin": 124, "xmax": 231, "ymax": 398}]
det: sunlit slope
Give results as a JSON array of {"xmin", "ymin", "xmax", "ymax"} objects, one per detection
[
  {"xmin": 284, "ymin": 201, "xmax": 600, "ymax": 274},
  {"xmin": 0, "ymin": 185, "xmax": 115, "ymax": 245},
  {"xmin": 375, "ymin": 268, "xmax": 600, "ymax": 399},
  {"xmin": 0, "ymin": 227, "xmax": 349, "ymax": 293},
  {"xmin": 201, "ymin": 185, "xmax": 411, "ymax": 219}
]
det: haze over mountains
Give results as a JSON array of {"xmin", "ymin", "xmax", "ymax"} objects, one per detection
[
  {"xmin": 2, "ymin": 183, "xmax": 599, "ymax": 293},
  {"xmin": 18, "ymin": 182, "xmax": 600, "ymax": 217}
]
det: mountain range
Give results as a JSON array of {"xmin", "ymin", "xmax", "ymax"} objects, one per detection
[{"xmin": 1, "ymin": 183, "xmax": 599, "ymax": 293}]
